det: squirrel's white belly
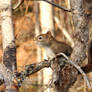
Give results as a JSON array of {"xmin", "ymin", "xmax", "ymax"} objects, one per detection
[{"xmin": 45, "ymin": 47, "xmax": 55, "ymax": 59}]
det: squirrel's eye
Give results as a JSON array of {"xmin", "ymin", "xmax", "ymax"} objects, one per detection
[{"xmin": 39, "ymin": 36, "xmax": 43, "ymax": 40}]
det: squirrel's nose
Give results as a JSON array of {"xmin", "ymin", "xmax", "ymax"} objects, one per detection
[{"xmin": 33, "ymin": 37, "xmax": 37, "ymax": 44}]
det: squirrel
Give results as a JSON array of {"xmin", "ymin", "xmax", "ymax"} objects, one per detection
[
  {"xmin": 34, "ymin": 31, "xmax": 92, "ymax": 72},
  {"xmin": 34, "ymin": 31, "xmax": 73, "ymax": 85},
  {"xmin": 34, "ymin": 31, "xmax": 72, "ymax": 59}
]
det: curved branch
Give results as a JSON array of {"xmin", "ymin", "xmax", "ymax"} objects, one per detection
[
  {"xmin": 16, "ymin": 60, "xmax": 50, "ymax": 87},
  {"xmin": 57, "ymin": 53, "xmax": 91, "ymax": 89}
]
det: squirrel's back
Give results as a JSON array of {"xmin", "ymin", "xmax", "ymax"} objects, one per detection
[{"xmin": 50, "ymin": 39, "xmax": 72, "ymax": 56}]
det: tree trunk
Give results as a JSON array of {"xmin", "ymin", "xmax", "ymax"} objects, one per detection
[
  {"xmin": 56, "ymin": 0, "xmax": 89, "ymax": 92},
  {"xmin": 0, "ymin": 0, "xmax": 17, "ymax": 91},
  {"xmin": 39, "ymin": 0, "xmax": 55, "ymax": 36},
  {"xmin": 39, "ymin": 0, "xmax": 55, "ymax": 92},
  {"xmin": 34, "ymin": 1, "xmax": 43, "ymax": 92}
]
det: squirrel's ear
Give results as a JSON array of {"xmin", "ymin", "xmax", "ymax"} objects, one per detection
[{"xmin": 47, "ymin": 31, "xmax": 52, "ymax": 35}]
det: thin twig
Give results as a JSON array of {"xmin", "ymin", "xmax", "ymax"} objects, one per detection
[
  {"xmin": 12, "ymin": 0, "xmax": 24, "ymax": 10},
  {"xmin": 37, "ymin": 0, "xmax": 71, "ymax": 12}
]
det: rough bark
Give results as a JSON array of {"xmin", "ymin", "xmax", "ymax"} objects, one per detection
[
  {"xmin": 0, "ymin": 0, "xmax": 17, "ymax": 72},
  {"xmin": 0, "ymin": 0, "xmax": 17, "ymax": 91},
  {"xmin": 3, "ymin": 41, "xmax": 16, "ymax": 72},
  {"xmin": 54, "ymin": 0, "xmax": 89, "ymax": 92}
]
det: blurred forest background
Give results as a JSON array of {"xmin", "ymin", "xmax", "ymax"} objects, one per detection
[{"xmin": 0, "ymin": 0, "xmax": 92, "ymax": 92}]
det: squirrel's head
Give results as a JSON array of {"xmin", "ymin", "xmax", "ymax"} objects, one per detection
[{"xmin": 34, "ymin": 31, "xmax": 54, "ymax": 47}]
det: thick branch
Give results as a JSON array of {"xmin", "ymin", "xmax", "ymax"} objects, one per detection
[
  {"xmin": 0, "ymin": 54, "xmax": 90, "ymax": 90},
  {"xmin": 70, "ymin": 0, "xmax": 89, "ymax": 73},
  {"xmin": 16, "ymin": 60, "xmax": 50, "ymax": 86},
  {"xmin": 14, "ymin": 54, "xmax": 90, "ymax": 88},
  {"xmin": 56, "ymin": 0, "xmax": 90, "ymax": 91}
]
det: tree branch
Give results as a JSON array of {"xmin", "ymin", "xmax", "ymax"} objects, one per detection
[
  {"xmin": 14, "ymin": 53, "xmax": 90, "ymax": 89},
  {"xmin": 12, "ymin": 0, "xmax": 71, "ymax": 12},
  {"xmin": 15, "ymin": 60, "xmax": 50, "ymax": 87},
  {"xmin": 57, "ymin": 53, "xmax": 91, "ymax": 89},
  {"xmin": 38, "ymin": 0, "xmax": 71, "ymax": 12},
  {"xmin": 57, "ymin": 0, "xmax": 90, "ymax": 91},
  {"xmin": 0, "ymin": 53, "xmax": 91, "ymax": 91}
]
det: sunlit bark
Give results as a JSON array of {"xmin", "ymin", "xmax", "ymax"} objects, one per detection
[{"xmin": 0, "ymin": 0, "xmax": 17, "ymax": 92}]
